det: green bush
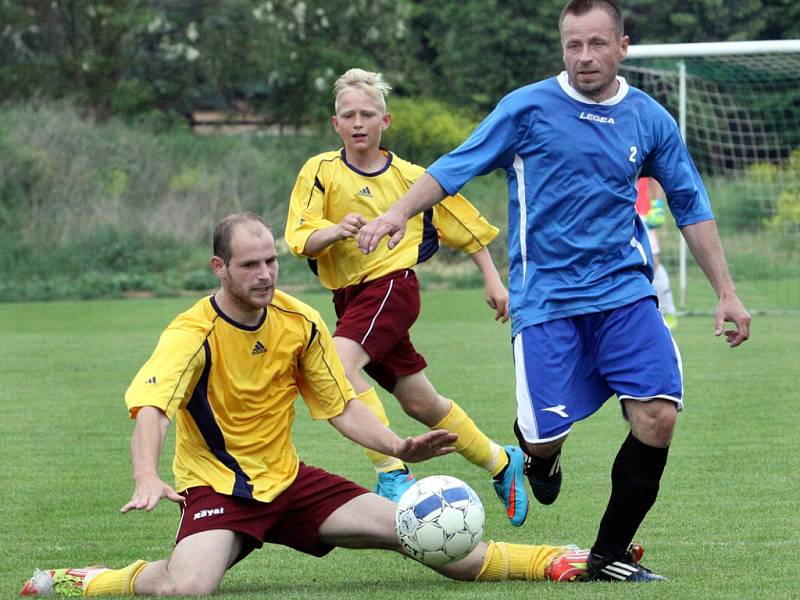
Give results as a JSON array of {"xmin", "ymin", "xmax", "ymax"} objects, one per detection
[{"xmin": 382, "ymin": 96, "xmax": 478, "ymax": 167}]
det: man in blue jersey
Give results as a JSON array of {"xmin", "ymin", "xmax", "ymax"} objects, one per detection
[{"xmin": 358, "ymin": 0, "xmax": 751, "ymax": 583}]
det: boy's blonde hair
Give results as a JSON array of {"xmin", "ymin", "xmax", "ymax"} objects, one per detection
[{"xmin": 333, "ymin": 68, "xmax": 392, "ymax": 114}]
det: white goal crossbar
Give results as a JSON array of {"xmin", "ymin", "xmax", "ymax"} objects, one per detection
[{"xmin": 627, "ymin": 39, "xmax": 800, "ymax": 59}]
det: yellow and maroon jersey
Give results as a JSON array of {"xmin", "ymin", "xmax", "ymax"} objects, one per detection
[
  {"xmin": 285, "ymin": 148, "xmax": 499, "ymax": 290},
  {"xmin": 125, "ymin": 290, "xmax": 355, "ymax": 503}
]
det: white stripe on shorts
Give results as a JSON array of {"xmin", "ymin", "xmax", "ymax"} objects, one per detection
[
  {"xmin": 513, "ymin": 332, "xmax": 573, "ymax": 443},
  {"xmin": 513, "ymin": 333, "xmax": 539, "ymax": 440},
  {"xmin": 360, "ymin": 278, "xmax": 394, "ymax": 346}
]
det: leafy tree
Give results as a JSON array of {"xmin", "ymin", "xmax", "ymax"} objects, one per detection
[
  {"xmin": 0, "ymin": 0, "xmax": 161, "ymax": 118},
  {"xmin": 624, "ymin": 0, "xmax": 797, "ymax": 44},
  {"xmin": 2, "ymin": 0, "xmax": 799, "ymax": 123},
  {"xmin": 405, "ymin": 0, "xmax": 563, "ymax": 113}
]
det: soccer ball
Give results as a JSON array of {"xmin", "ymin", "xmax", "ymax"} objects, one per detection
[{"xmin": 394, "ymin": 475, "xmax": 485, "ymax": 566}]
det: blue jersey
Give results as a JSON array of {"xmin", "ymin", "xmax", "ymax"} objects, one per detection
[{"xmin": 428, "ymin": 72, "xmax": 714, "ymax": 335}]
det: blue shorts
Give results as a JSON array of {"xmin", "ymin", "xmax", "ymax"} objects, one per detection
[{"xmin": 514, "ymin": 297, "xmax": 683, "ymax": 443}]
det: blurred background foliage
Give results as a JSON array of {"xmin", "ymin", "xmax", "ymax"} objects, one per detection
[
  {"xmin": 1, "ymin": 0, "xmax": 799, "ymax": 302},
  {"xmin": 3, "ymin": 0, "xmax": 798, "ymax": 124}
]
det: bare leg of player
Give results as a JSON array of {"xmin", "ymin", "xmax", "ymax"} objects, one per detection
[{"xmin": 318, "ymin": 491, "xmax": 583, "ymax": 582}]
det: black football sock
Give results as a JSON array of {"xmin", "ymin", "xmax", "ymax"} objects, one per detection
[{"xmin": 592, "ymin": 431, "xmax": 669, "ymax": 558}]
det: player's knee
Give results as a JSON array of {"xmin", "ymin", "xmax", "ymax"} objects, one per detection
[
  {"xmin": 396, "ymin": 390, "xmax": 444, "ymax": 425},
  {"xmin": 158, "ymin": 579, "xmax": 220, "ymax": 597},
  {"xmin": 629, "ymin": 400, "xmax": 677, "ymax": 445},
  {"xmin": 399, "ymin": 396, "xmax": 430, "ymax": 421},
  {"xmin": 525, "ymin": 438, "xmax": 564, "ymax": 458},
  {"xmin": 514, "ymin": 419, "xmax": 567, "ymax": 458},
  {"xmin": 153, "ymin": 570, "xmax": 223, "ymax": 597}
]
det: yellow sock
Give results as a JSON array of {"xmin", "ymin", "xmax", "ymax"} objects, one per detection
[
  {"xmin": 357, "ymin": 387, "xmax": 406, "ymax": 473},
  {"xmin": 476, "ymin": 541, "xmax": 564, "ymax": 581},
  {"xmin": 84, "ymin": 560, "xmax": 147, "ymax": 596},
  {"xmin": 433, "ymin": 400, "xmax": 506, "ymax": 476}
]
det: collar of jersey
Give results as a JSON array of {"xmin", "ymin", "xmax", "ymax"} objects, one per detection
[
  {"xmin": 209, "ymin": 295, "xmax": 267, "ymax": 331},
  {"xmin": 340, "ymin": 147, "xmax": 394, "ymax": 177},
  {"xmin": 556, "ymin": 71, "xmax": 629, "ymax": 106}
]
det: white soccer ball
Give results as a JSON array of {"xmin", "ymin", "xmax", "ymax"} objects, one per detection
[{"xmin": 394, "ymin": 475, "xmax": 485, "ymax": 566}]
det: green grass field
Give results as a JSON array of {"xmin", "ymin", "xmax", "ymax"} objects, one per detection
[{"xmin": 1, "ymin": 290, "xmax": 798, "ymax": 599}]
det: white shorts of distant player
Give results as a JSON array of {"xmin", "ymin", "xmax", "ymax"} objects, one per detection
[
  {"xmin": 647, "ymin": 227, "xmax": 660, "ymax": 255},
  {"xmin": 644, "ymin": 225, "xmax": 677, "ymax": 318}
]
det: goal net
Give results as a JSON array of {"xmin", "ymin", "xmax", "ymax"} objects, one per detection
[{"xmin": 620, "ymin": 41, "xmax": 800, "ymax": 314}]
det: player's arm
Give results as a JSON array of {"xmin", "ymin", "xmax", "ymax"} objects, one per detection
[
  {"xmin": 329, "ymin": 399, "xmax": 457, "ymax": 463},
  {"xmin": 286, "ymin": 159, "xmax": 342, "ymax": 258},
  {"xmin": 358, "ymin": 98, "xmax": 518, "ymax": 255},
  {"xmin": 681, "ymin": 219, "xmax": 751, "ymax": 347},
  {"xmin": 358, "ymin": 172, "xmax": 447, "ymax": 253},
  {"xmin": 302, "ymin": 213, "xmax": 368, "ymax": 256},
  {"xmin": 297, "ymin": 310, "xmax": 456, "ymax": 461},
  {"xmin": 470, "ymin": 247, "xmax": 509, "ymax": 323},
  {"xmin": 120, "ymin": 406, "xmax": 184, "ymax": 512}
]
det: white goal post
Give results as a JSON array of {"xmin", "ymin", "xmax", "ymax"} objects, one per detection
[{"xmin": 621, "ymin": 40, "xmax": 800, "ymax": 313}]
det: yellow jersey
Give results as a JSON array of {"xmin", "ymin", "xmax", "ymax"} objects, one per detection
[
  {"xmin": 285, "ymin": 148, "xmax": 499, "ymax": 290},
  {"xmin": 125, "ymin": 290, "xmax": 355, "ymax": 503}
]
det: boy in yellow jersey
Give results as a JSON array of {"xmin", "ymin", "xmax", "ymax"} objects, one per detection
[
  {"xmin": 21, "ymin": 212, "xmax": 592, "ymax": 597},
  {"xmin": 285, "ymin": 68, "xmax": 528, "ymax": 526}
]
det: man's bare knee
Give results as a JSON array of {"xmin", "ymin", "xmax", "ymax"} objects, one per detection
[
  {"xmin": 626, "ymin": 399, "xmax": 677, "ymax": 447},
  {"xmin": 156, "ymin": 579, "xmax": 221, "ymax": 597}
]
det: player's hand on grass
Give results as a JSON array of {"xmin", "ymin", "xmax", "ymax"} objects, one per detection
[
  {"xmin": 335, "ymin": 213, "xmax": 368, "ymax": 240},
  {"xmin": 714, "ymin": 294, "xmax": 751, "ymax": 348},
  {"xmin": 484, "ymin": 279, "xmax": 510, "ymax": 323},
  {"xmin": 392, "ymin": 429, "xmax": 458, "ymax": 463},
  {"xmin": 121, "ymin": 474, "xmax": 184, "ymax": 513},
  {"xmin": 357, "ymin": 207, "xmax": 408, "ymax": 253}
]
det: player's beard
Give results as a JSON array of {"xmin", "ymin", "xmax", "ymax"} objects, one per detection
[
  {"xmin": 575, "ymin": 73, "xmax": 616, "ymax": 100},
  {"xmin": 223, "ymin": 276, "xmax": 275, "ymax": 317}
]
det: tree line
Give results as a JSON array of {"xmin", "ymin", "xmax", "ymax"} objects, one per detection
[{"xmin": 1, "ymin": 0, "xmax": 798, "ymax": 123}]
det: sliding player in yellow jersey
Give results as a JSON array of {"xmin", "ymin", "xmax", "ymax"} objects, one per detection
[
  {"xmin": 21, "ymin": 213, "xmax": 591, "ymax": 597},
  {"xmin": 285, "ymin": 69, "xmax": 528, "ymax": 526}
]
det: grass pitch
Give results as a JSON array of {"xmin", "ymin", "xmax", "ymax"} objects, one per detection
[{"xmin": 1, "ymin": 290, "xmax": 797, "ymax": 599}]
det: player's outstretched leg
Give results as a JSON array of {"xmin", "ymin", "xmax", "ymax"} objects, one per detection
[
  {"xmin": 491, "ymin": 446, "xmax": 529, "ymax": 527},
  {"xmin": 588, "ymin": 543, "xmax": 665, "ymax": 582},
  {"xmin": 468, "ymin": 541, "xmax": 590, "ymax": 582},
  {"xmin": 514, "ymin": 419, "xmax": 562, "ymax": 505}
]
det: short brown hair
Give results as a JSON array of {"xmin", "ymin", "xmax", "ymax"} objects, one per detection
[
  {"xmin": 213, "ymin": 212, "xmax": 272, "ymax": 265},
  {"xmin": 559, "ymin": 0, "xmax": 624, "ymax": 38}
]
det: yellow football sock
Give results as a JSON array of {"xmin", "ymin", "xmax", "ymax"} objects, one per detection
[
  {"xmin": 84, "ymin": 560, "xmax": 147, "ymax": 596},
  {"xmin": 357, "ymin": 387, "xmax": 406, "ymax": 473},
  {"xmin": 476, "ymin": 541, "xmax": 564, "ymax": 581},
  {"xmin": 433, "ymin": 400, "xmax": 506, "ymax": 476}
]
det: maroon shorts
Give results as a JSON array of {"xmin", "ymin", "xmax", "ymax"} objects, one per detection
[
  {"xmin": 332, "ymin": 269, "xmax": 427, "ymax": 392},
  {"xmin": 175, "ymin": 463, "xmax": 368, "ymax": 563}
]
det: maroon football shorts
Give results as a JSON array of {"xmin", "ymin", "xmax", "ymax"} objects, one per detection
[
  {"xmin": 175, "ymin": 463, "xmax": 369, "ymax": 563},
  {"xmin": 332, "ymin": 269, "xmax": 427, "ymax": 392}
]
